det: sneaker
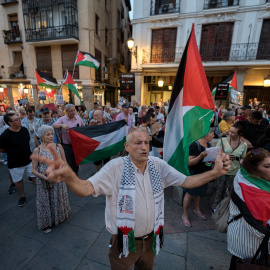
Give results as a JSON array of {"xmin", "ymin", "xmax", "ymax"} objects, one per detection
[
  {"xmin": 8, "ymin": 184, "xmax": 16, "ymax": 194},
  {"xmin": 43, "ymin": 227, "xmax": 52, "ymax": 234},
  {"xmin": 18, "ymin": 197, "xmax": 26, "ymax": 207}
]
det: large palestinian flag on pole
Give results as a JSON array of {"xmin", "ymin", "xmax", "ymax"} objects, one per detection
[
  {"xmin": 163, "ymin": 24, "xmax": 215, "ymax": 176},
  {"xmin": 35, "ymin": 68, "xmax": 60, "ymax": 89},
  {"xmin": 75, "ymin": 51, "xmax": 100, "ymax": 70},
  {"xmin": 63, "ymin": 70, "xmax": 81, "ymax": 103},
  {"xmin": 234, "ymin": 168, "xmax": 270, "ymax": 226},
  {"xmin": 212, "ymin": 70, "xmax": 237, "ymax": 98},
  {"xmin": 69, "ymin": 120, "xmax": 127, "ymax": 165}
]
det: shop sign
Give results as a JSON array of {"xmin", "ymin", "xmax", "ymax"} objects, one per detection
[
  {"xmin": 18, "ymin": 98, "xmax": 29, "ymax": 106},
  {"xmin": 230, "ymin": 88, "xmax": 243, "ymax": 106},
  {"xmin": 39, "ymin": 91, "xmax": 46, "ymax": 100},
  {"xmin": 56, "ymin": 95, "xmax": 64, "ymax": 105},
  {"xmin": 215, "ymin": 83, "xmax": 229, "ymax": 100},
  {"xmin": 120, "ymin": 73, "xmax": 135, "ymax": 96},
  {"xmin": 44, "ymin": 103, "xmax": 56, "ymax": 111}
]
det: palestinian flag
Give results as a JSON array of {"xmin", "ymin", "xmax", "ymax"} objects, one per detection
[
  {"xmin": 63, "ymin": 70, "xmax": 81, "ymax": 103},
  {"xmin": 212, "ymin": 70, "xmax": 237, "ymax": 98},
  {"xmin": 234, "ymin": 168, "xmax": 270, "ymax": 226},
  {"xmin": 69, "ymin": 120, "xmax": 127, "ymax": 165},
  {"xmin": 35, "ymin": 68, "xmax": 60, "ymax": 89},
  {"xmin": 163, "ymin": 24, "xmax": 214, "ymax": 176},
  {"xmin": 75, "ymin": 51, "xmax": 100, "ymax": 70}
]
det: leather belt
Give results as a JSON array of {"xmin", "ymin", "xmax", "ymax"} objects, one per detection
[{"xmin": 135, "ymin": 231, "xmax": 153, "ymax": 241}]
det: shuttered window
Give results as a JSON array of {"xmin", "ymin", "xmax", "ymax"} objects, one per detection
[
  {"xmin": 151, "ymin": 28, "xmax": 177, "ymax": 63},
  {"xmin": 61, "ymin": 44, "xmax": 79, "ymax": 79},
  {"xmin": 200, "ymin": 22, "xmax": 234, "ymax": 61},
  {"xmin": 257, "ymin": 19, "xmax": 270, "ymax": 60},
  {"xmin": 95, "ymin": 48, "xmax": 102, "ymax": 82},
  {"xmin": 36, "ymin": 46, "xmax": 52, "ymax": 76}
]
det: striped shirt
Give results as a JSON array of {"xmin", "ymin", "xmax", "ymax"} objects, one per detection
[{"xmin": 227, "ymin": 200, "xmax": 270, "ymax": 259}]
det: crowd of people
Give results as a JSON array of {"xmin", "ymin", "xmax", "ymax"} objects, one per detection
[{"xmin": 0, "ymin": 97, "xmax": 269, "ymax": 269}]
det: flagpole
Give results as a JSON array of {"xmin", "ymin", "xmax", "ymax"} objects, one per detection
[
  {"xmin": 214, "ymin": 112, "xmax": 225, "ymax": 153},
  {"xmin": 72, "ymin": 50, "xmax": 79, "ymax": 79}
]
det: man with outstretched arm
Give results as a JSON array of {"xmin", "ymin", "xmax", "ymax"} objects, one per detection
[{"xmin": 31, "ymin": 127, "xmax": 230, "ymax": 270}]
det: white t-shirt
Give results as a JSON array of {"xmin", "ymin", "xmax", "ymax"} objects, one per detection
[{"xmin": 156, "ymin": 113, "xmax": 165, "ymax": 123}]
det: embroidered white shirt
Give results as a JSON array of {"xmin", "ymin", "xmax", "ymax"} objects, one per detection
[{"xmin": 88, "ymin": 156, "xmax": 186, "ymax": 237}]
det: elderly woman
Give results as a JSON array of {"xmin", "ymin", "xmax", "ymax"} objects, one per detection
[
  {"xmin": 211, "ymin": 123, "xmax": 247, "ymax": 213},
  {"xmin": 219, "ymin": 111, "xmax": 236, "ymax": 136},
  {"xmin": 138, "ymin": 105, "xmax": 147, "ymax": 124},
  {"xmin": 228, "ymin": 149, "xmax": 270, "ymax": 269},
  {"xmin": 32, "ymin": 125, "xmax": 70, "ymax": 233}
]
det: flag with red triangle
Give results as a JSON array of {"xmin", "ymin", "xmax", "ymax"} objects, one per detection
[
  {"xmin": 75, "ymin": 51, "xmax": 100, "ymax": 70},
  {"xmin": 35, "ymin": 68, "xmax": 60, "ymax": 89},
  {"xmin": 69, "ymin": 120, "xmax": 127, "ymax": 165},
  {"xmin": 62, "ymin": 70, "xmax": 81, "ymax": 103},
  {"xmin": 163, "ymin": 24, "xmax": 214, "ymax": 175}
]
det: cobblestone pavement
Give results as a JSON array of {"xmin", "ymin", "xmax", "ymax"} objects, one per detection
[{"xmin": 0, "ymin": 161, "xmax": 231, "ymax": 270}]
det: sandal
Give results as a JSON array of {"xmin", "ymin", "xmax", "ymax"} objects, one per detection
[
  {"xmin": 182, "ymin": 216, "xmax": 191, "ymax": 227},
  {"xmin": 193, "ymin": 210, "xmax": 207, "ymax": 220},
  {"xmin": 43, "ymin": 227, "xmax": 52, "ymax": 233}
]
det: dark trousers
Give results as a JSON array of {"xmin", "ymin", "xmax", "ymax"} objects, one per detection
[
  {"xmin": 62, "ymin": 144, "xmax": 79, "ymax": 175},
  {"xmin": 109, "ymin": 234, "xmax": 155, "ymax": 270}
]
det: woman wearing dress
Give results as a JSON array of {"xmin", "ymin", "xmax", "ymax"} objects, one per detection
[{"xmin": 32, "ymin": 125, "xmax": 70, "ymax": 233}]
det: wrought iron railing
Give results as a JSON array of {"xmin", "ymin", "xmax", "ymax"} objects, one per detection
[
  {"xmin": 142, "ymin": 43, "xmax": 270, "ymax": 64},
  {"xmin": 25, "ymin": 25, "xmax": 78, "ymax": 42},
  {"xmin": 204, "ymin": 0, "xmax": 239, "ymax": 9},
  {"xmin": 150, "ymin": 0, "xmax": 180, "ymax": 15},
  {"xmin": 1, "ymin": 0, "xmax": 18, "ymax": 5},
  {"xmin": 3, "ymin": 30, "xmax": 22, "ymax": 44}
]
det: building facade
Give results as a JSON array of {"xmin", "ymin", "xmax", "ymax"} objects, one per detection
[
  {"xmin": 131, "ymin": 0, "xmax": 270, "ymax": 108},
  {"xmin": 0, "ymin": 0, "xmax": 131, "ymax": 111}
]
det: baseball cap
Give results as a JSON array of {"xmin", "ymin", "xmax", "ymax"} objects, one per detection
[
  {"xmin": 241, "ymin": 105, "xmax": 251, "ymax": 110},
  {"xmin": 121, "ymin": 104, "xmax": 129, "ymax": 108},
  {"xmin": 40, "ymin": 107, "xmax": 50, "ymax": 114}
]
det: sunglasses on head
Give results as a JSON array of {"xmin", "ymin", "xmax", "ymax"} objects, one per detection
[{"xmin": 250, "ymin": 148, "xmax": 266, "ymax": 155}]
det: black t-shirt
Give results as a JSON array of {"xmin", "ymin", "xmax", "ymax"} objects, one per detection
[
  {"xmin": 0, "ymin": 127, "xmax": 31, "ymax": 169},
  {"xmin": 189, "ymin": 141, "xmax": 212, "ymax": 175}
]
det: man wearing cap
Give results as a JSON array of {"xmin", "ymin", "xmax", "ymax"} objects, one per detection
[
  {"xmin": 115, "ymin": 104, "xmax": 132, "ymax": 130},
  {"xmin": 235, "ymin": 105, "xmax": 251, "ymax": 122}
]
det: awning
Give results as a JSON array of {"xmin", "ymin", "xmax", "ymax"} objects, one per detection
[{"xmin": 10, "ymin": 52, "xmax": 22, "ymax": 74}]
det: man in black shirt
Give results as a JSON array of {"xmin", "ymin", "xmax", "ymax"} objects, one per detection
[{"xmin": 0, "ymin": 113, "xmax": 36, "ymax": 207}]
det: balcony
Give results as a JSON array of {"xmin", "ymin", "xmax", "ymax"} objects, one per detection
[
  {"xmin": 1, "ymin": 0, "xmax": 18, "ymax": 6},
  {"xmin": 142, "ymin": 43, "xmax": 270, "ymax": 64},
  {"xmin": 204, "ymin": 0, "xmax": 239, "ymax": 9},
  {"xmin": 25, "ymin": 25, "xmax": 78, "ymax": 42},
  {"xmin": 150, "ymin": 0, "xmax": 180, "ymax": 16},
  {"xmin": 3, "ymin": 30, "xmax": 22, "ymax": 44}
]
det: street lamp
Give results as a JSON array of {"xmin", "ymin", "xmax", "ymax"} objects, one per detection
[
  {"xmin": 158, "ymin": 77, "xmax": 164, "ymax": 87},
  {"xmin": 264, "ymin": 74, "xmax": 270, "ymax": 87},
  {"xmin": 127, "ymin": 37, "xmax": 137, "ymax": 63}
]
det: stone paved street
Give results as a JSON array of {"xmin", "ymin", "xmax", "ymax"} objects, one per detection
[{"xmin": 0, "ymin": 160, "xmax": 231, "ymax": 270}]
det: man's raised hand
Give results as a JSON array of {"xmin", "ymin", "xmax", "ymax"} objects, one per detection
[{"xmin": 213, "ymin": 147, "xmax": 231, "ymax": 176}]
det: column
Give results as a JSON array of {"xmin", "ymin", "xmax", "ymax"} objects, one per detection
[
  {"xmin": 134, "ymin": 71, "xmax": 143, "ymax": 104},
  {"xmin": 7, "ymin": 84, "xmax": 14, "ymax": 109},
  {"xmin": 82, "ymin": 85, "xmax": 94, "ymax": 111}
]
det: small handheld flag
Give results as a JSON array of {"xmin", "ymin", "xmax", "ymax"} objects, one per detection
[
  {"xmin": 35, "ymin": 68, "xmax": 60, "ymax": 89},
  {"xmin": 63, "ymin": 70, "xmax": 81, "ymax": 103}
]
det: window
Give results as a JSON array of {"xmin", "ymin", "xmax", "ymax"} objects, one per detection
[
  {"xmin": 257, "ymin": 19, "xmax": 270, "ymax": 60},
  {"xmin": 121, "ymin": 4, "xmax": 124, "ymax": 19},
  {"xmin": 35, "ymin": 46, "xmax": 52, "ymax": 76},
  {"xmin": 117, "ymin": 38, "xmax": 120, "ymax": 52},
  {"xmin": 95, "ymin": 14, "xmax": 99, "ymax": 36},
  {"xmin": 121, "ymin": 30, "xmax": 124, "ymax": 43},
  {"xmin": 61, "ymin": 44, "xmax": 79, "ymax": 79},
  {"xmin": 151, "ymin": 28, "xmax": 177, "ymax": 63},
  {"xmin": 95, "ymin": 48, "xmax": 102, "ymax": 81},
  {"xmin": 105, "ymin": 27, "xmax": 108, "ymax": 45},
  {"xmin": 154, "ymin": 0, "xmax": 176, "ymax": 15},
  {"xmin": 200, "ymin": 22, "xmax": 234, "ymax": 61}
]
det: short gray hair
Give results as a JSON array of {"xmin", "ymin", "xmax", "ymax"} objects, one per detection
[
  {"xmin": 65, "ymin": 104, "xmax": 75, "ymax": 111},
  {"xmin": 223, "ymin": 111, "xmax": 234, "ymax": 121},
  {"xmin": 126, "ymin": 127, "xmax": 149, "ymax": 143},
  {"xmin": 37, "ymin": 125, "xmax": 54, "ymax": 138}
]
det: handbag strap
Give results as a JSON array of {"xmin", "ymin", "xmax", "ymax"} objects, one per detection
[{"xmin": 251, "ymin": 230, "xmax": 270, "ymax": 265}]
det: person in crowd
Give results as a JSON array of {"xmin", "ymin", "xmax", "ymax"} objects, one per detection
[
  {"xmin": 57, "ymin": 108, "xmax": 64, "ymax": 119},
  {"xmin": 22, "ymin": 108, "xmax": 39, "ymax": 152},
  {"xmin": 147, "ymin": 107, "xmax": 155, "ymax": 115},
  {"xmin": 88, "ymin": 103, "xmax": 99, "ymax": 120},
  {"xmin": 163, "ymin": 102, "xmax": 169, "ymax": 114},
  {"xmin": 235, "ymin": 107, "xmax": 242, "ymax": 117},
  {"xmin": 217, "ymin": 104, "xmax": 224, "ymax": 118},
  {"xmin": 78, "ymin": 105, "xmax": 88, "ymax": 125},
  {"xmin": 115, "ymin": 104, "xmax": 132, "ymax": 130},
  {"xmin": 252, "ymin": 97, "xmax": 260, "ymax": 107},
  {"xmin": 219, "ymin": 111, "xmax": 236, "ymax": 136},
  {"xmin": 32, "ymin": 125, "xmax": 70, "ymax": 233},
  {"xmin": 138, "ymin": 105, "xmax": 147, "ymax": 124},
  {"xmin": 34, "ymin": 107, "xmax": 56, "ymax": 146},
  {"xmin": 0, "ymin": 113, "xmax": 36, "ymax": 207},
  {"xmin": 182, "ymin": 128, "xmax": 215, "ymax": 227},
  {"xmin": 89, "ymin": 110, "xmax": 110, "ymax": 171},
  {"xmin": 19, "ymin": 107, "xmax": 27, "ymax": 120},
  {"xmin": 53, "ymin": 104, "xmax": 85, "ymax": 175},
  {"xmin": 106, "ymin": 108, "xmax": 117, "ymax": 123},
  {"xmin": 154, "ymin": 106, "xmax": 165, "ymax": 124},
  {"xmin": 235, "ymin": 105, "xmax": 251, "ymax": 122},
  {"xmin": 131, "ymin": 100, "xmax": 139, "ymax": 126},
  {"xmin": 211, "ymin": 123, "xmax": 247, "ymax": 213},
  {"xmin": 160, "ymin": 106, "xmax": 167, "ymax": 121},
  {"xmin": 241, "ymin": 111, "xmax": 269, "ymax": 151},
  {"xmin": 35, "ymin": 104, "xmax": 44, "ymax": 118},
  {"xmin": 248, "ymin": 98, "xmax": 253, "ymax": 108},
  {"xmin": 227, "ymin": 149, "xmax": 270, "ymax": 270},
  {"xmin": 128, "ymin": 107, "xmax": 136, "ymax": 127},
  {"xmin": 136, "ymin": 101, "xmax": 141, "ymax": 115},
  {"xmin": 51, "ymin": 110, "xmax": 58, "ymax": 120},
  {"xmin": 103, "ymin": 105, "xmax": 111, "ymax": 120},
  {"xmin": 258, "ymin": 105, "xmax": 269, "ymax": 122},
  {"xmin": 31, "ymin": 127, "xmax": 230, "ymax": 270},
  {"xmin": 257, "ymin": 125, "xmax": 270, "ymax": 152}
]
